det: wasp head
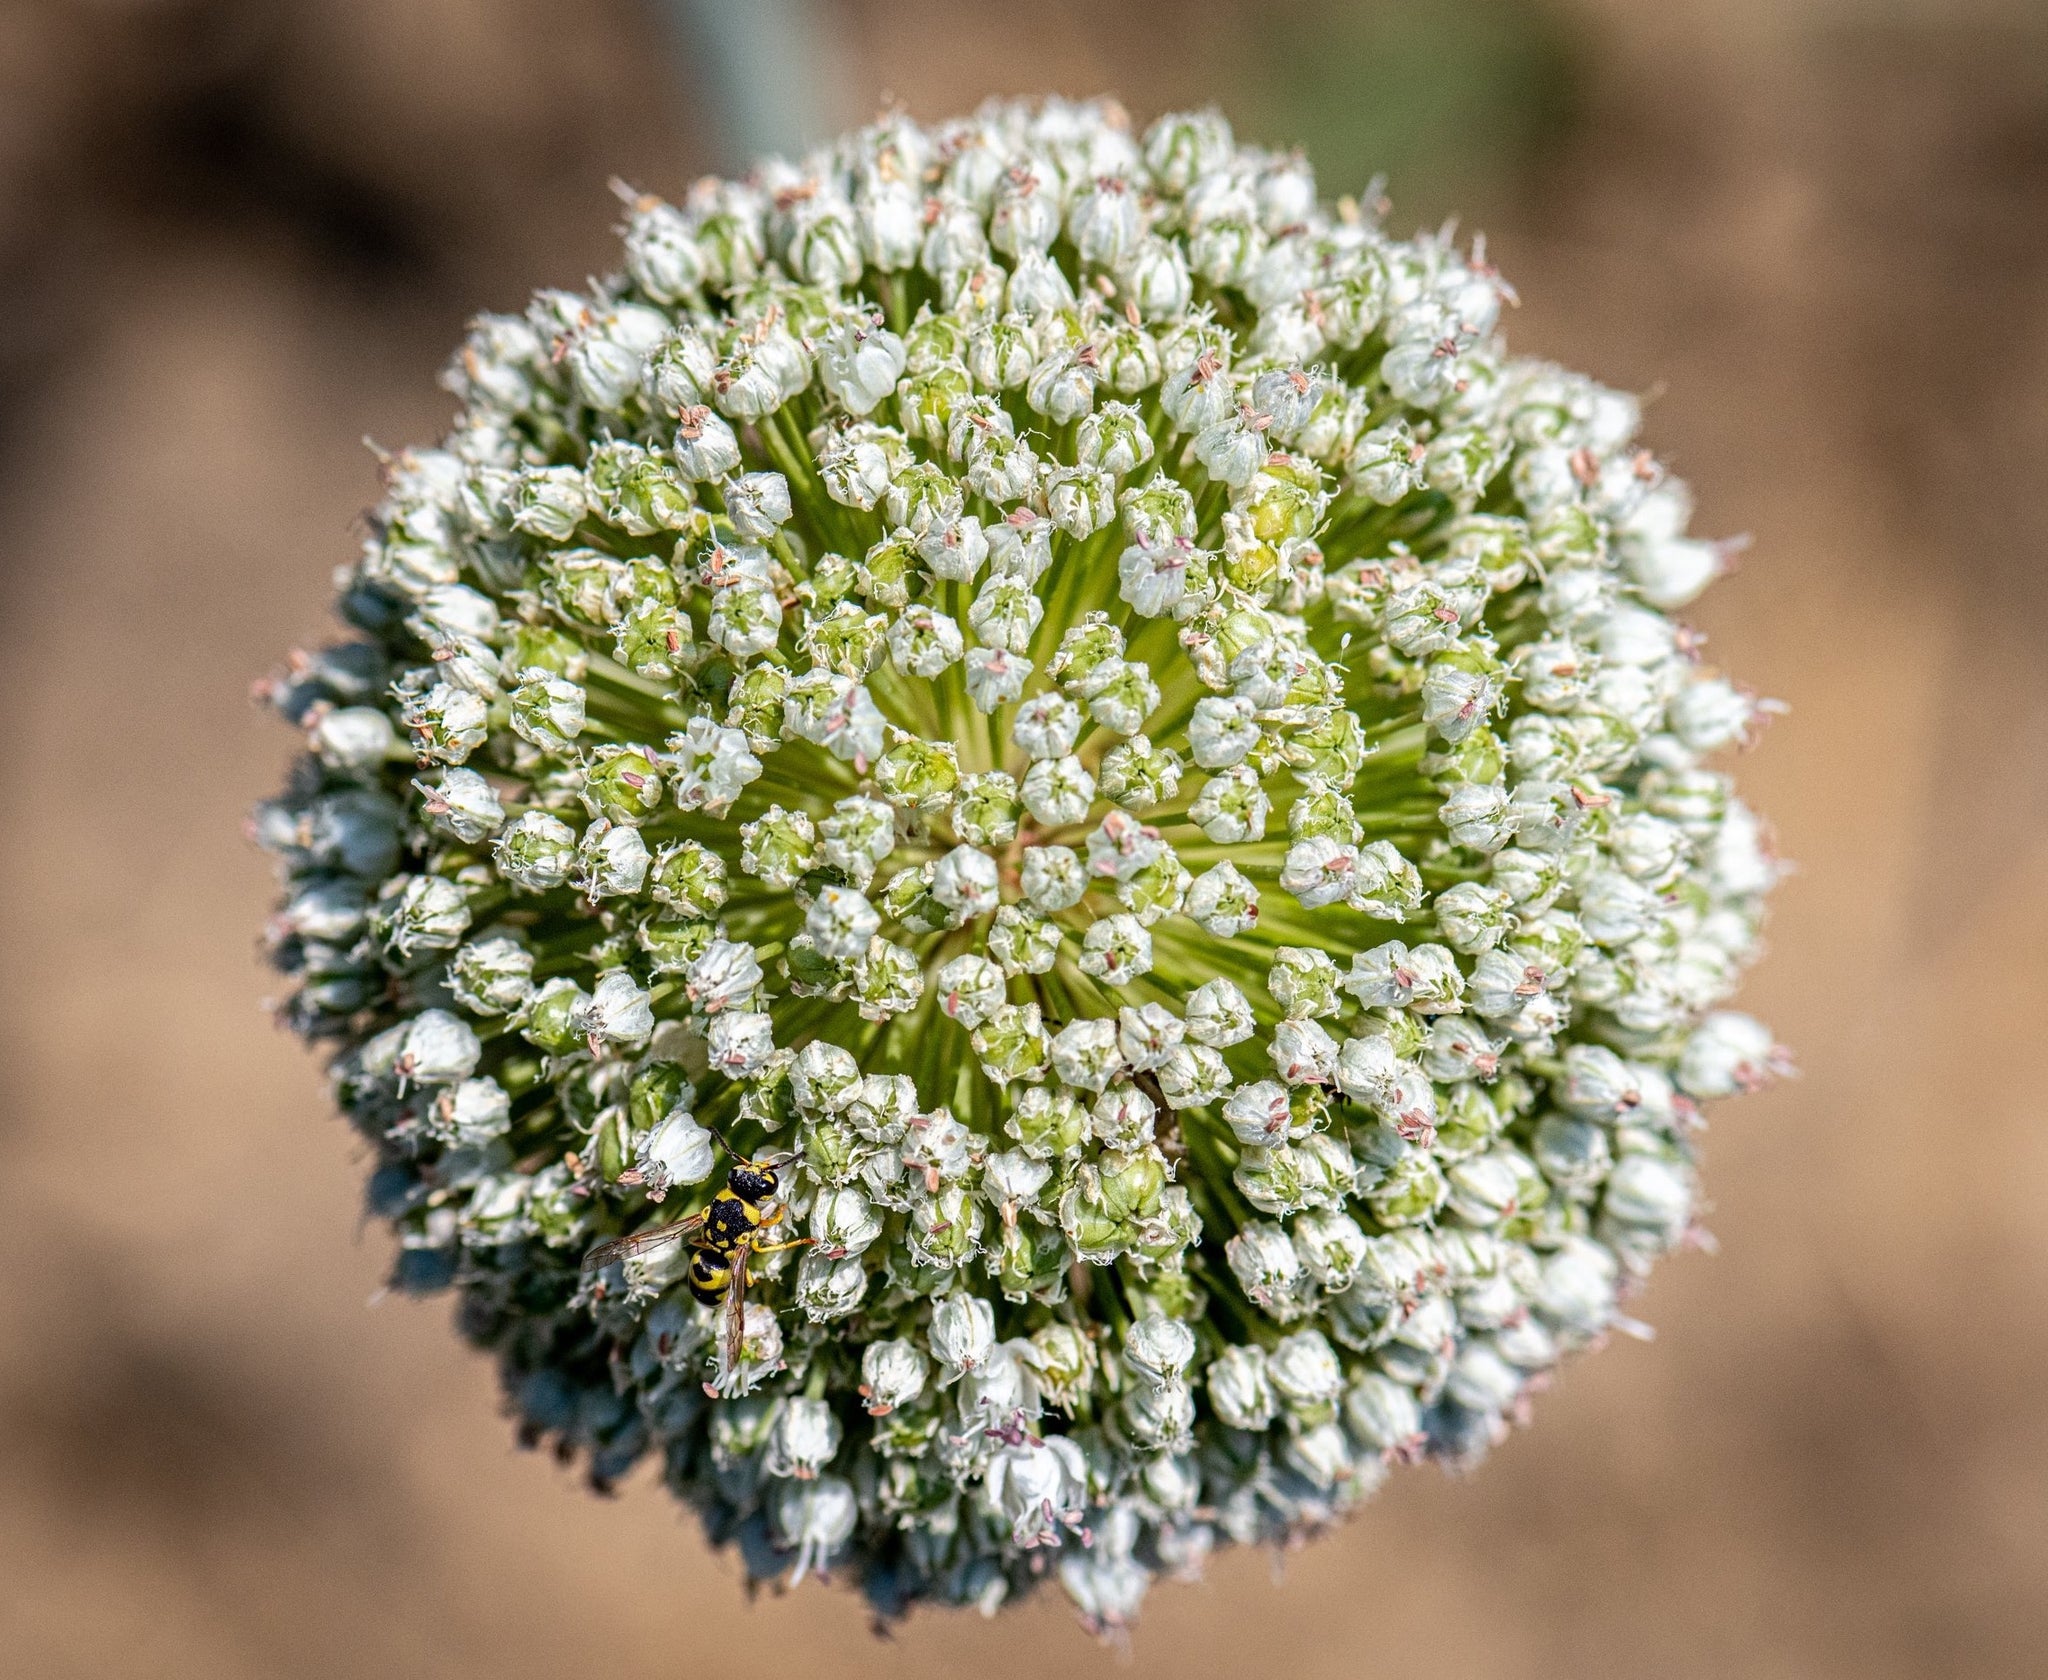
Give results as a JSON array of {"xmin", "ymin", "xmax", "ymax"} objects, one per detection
[{"xmin": 728, "ymin": 1161, "xmax": 780, "ymax": 1203}]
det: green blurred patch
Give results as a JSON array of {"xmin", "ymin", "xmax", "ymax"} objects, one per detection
[{"xmin": 1230, "ymin": 0, "xmax": 1584, "ymax": 220}]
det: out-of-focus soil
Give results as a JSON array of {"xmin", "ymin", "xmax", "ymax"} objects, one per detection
[{"xmin": 1, "ymin": 3, "xmax": 2043, "ymax": 1675}]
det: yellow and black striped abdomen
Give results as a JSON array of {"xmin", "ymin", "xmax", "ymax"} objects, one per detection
[{"xmin": 686, "ymin": 1247, "xmax": 730, "ymax": 1305}]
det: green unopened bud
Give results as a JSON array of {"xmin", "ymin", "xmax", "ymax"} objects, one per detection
[{"xmin": 494, "ymin": 812, "xmax": 578, "ymax": 893}]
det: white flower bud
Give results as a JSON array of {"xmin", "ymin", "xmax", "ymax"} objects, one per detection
[
  {"xmin": 987, "ymin": 512, "xmax": 1054, "ymax": 581},
  {"xmin": 1440, "ymin": 780, "xmax": 1513, "ymax": 852},
  {"xmin": 963, "ymin": 647, "xmax": 1032, "ymax": 710},
  {"xmin": 968, "ymin": 574, "xmax": 1043, "ymax": 652},
  {"xmin": 1423, "ymin": 1016, "xmax": 1503, "ymax": 1083},
  {"xmin": 1669, "ymin": 676, "xmax": 1776, "ymax": 753},
  {"xmin": 1086, "ymin": 661, "xmax": 1164, "ymax": 745},
  {"xmin": 565, "ymin": 304, "xmax": 668, "ymax": 411},
  {"xmin": 1269, "ymin": 1328, "xmax": 1344, "ymax": 1416},
  {"xmin": 1012, "ymin": 692, "xmax": 1082, "ymax": 760},
  {"xmin": 723, "ymin": 470, "xmax": 792, "ymax": 541},
  {"xmin": 1121, "ymin": 234, "xmax": 1193, "ymax": 321},
  {"xmin": 448, "ymin": 937, "xmax": 533, "ymax": 1016},
  {"xmin": 435, "ymin": 1076, "xmax": 510, "ymax": 1145},
  {"xmin": 1206, "ymin": 1344, "xmax": 1277, "ymax": 1431},
  {"xmin": 1124, "ymin": 1315, "xmax": 1196, "ymax": 1387},
  {"xmin": 1059, "ymin": 1546, "xmax": 1152, "ymax": 1633},
  {"xmin": 374, "ymin": 874, "xmax": 472, "ymax": 959},
  {"xmin": 1536, "ymin": 1238, "xmax": 1620, "ymax": 1339},
  {"xmin": 1013, "ymin": 844, "xmax": 1081, "ymax": 913},
  {"xmin": 1091, "ymin": 1083, "xmax": 1156, "ymax": 1149},
  {"xmin": 920, "ymin": 514, "xmax": 990, "ymax": 584},
  {"xmin": 762, "ymin": 1396, "xmax": 842, "ymax": 1480},
  {"xmin": 635, "ymin": 1110, "xmax": 716, "ymax": 1196},
  {"xmin": 1188, "ymin": 695, "xmax": 1259, "ymax": 768},
  {"xmin": 1532, "ymin": 1113, "xmax": 1613, "ymax": 1197},
  {"xmin": 416, "ymin": 767, "xmax": 503, "ymax": 842},
  {"xmin": 710, "ymin": 1301, "xmax": 784, "ymax": 1398},
  {"xmin": 790, "ymin": 1253, "xmax": 872, "ymax": 1319},
  {"xmin": 1270, "ymin": 1017, "xmax": 1338, "ymax": 1085},
  {"xmin": 1284, "ymin": 1420, "xmax": 1356, "ymax": 1490},
  {"xmin": 1184, "ymin": 861, "xmax": 1259, "ymax": 936},
  {"xmin": 1117, "ymin": 538, "xmax": 1200, "ymax": 618},
  {"xmin": 1434, "ymin": 880, "xmax": 1515, "ymax": 953},
  {"xmin": 1161, "ymin": 352, "xmax": 1236, "ymax": 432},
  {"xmin": 1333, "ymin": 1033, "xmax": 1399, "ymax": 1106},
  {"xmin": 671, "ymin": 406, "xmax": 742, "ymax": 481},
  {"xmin": 706, "ymin": 1010, "xmax": 774, "ymax": 1077},
  {"xmin": 621, "ymin": 196, "xmax": 702, "ymax": 302},
  {"xmin": 1623, "ymin": 534, "xmax": 1722, "ymax": 609},
  {"xmin": 1189, "ymin": 764, "xmax": 1270, "ymax": 843},
  {"xmin": 791, "ymin": 1041, "xmax": 862, "ymax": 1112},
  {"xmin": 1050, "ymin": 1017, "xmax": 1123, "ymax": 1091},
  {"xmin": 1021, "ymin": 756, "xmax": 1095, "ymax": 827},
  {"xmin": 685, "ymin": 938, "xmax": 763, "ymax": 1014},
  {"xmin": 277, "ymin": 878, "xmax": 369, "ymax": 945},
  {"xmin": 1678, "ymin": 1010, "xmax": 1785, "ymax": 1098},
  {"xmin": 396, "ymin": 1009, "xmax": 480, "ymax": 1087},
  {"xmin": 1193, "ymin": 412, "xmax": 1269, "ymax": 487},
  {"xmin": 1121, "ymin": 1378, "xmax": 1196, "ymax": 1451},
  {"xmin": 860, "ymin": 1337, "xmax": 931, "ymax": 1414},
  {"xmin": 1079, "ymin": 913, "xmax": 1153, "ymax": 984},
  {"xmin": 311, "ymin": 705, "xmax": 397, "ymax": 775},
  {"xmin": 817, "ymin": 426, "xmax": 896, "ymax": 508},
  {"xmin": 1602, "ymin": 1151, "xmax": 1693, "ymax": 1233},
  {"xmin": 1343, "ymin": 1371, "xmax": 1423, "ymax": 1452},
  {"xmin": 1156, "ymin": 1044, "xmax": 1233, "ymax": 1110},
  {"xmin": 806, "ymin": 885, "xmax": 880, "ymax": 961},
  {"xmin": 1116, "ymin": 1003, "xmax": 1184, "ymax": 1072},
  {"xmin": 1068, "ymin": 176, "xmax": 1141, "ymax": 267},
  {"xmin": 1085, "ymin": 810, "xmax": 1164, "ymax": 882},
  {"xmin": 856, "ymin": 177, "xmax": 923, "ymax": 271},
  {"xmin": 1292, "ymin": 1208, "xmax": 1369, "ymax": 1291},
  {"xmin": 929, "ymin": 1293, "xmax": 998, "ymax": 1377},
  {"xmin": 935, "ymin": 953, "xmax": 1007, "ymax": 1027},
  {"xmin": 1185, "ymin": 978, "xmax": 1254, "ymax": 1047},
  {"xmin": 666, "ymin": 718, "xmax": 762, "ymax": 815},
  {"xmin": 577, "ymin": 819, "xmax": 649, "ymax": 899},
  {"xmin": 988, "ymin": 903, "xmax": 1059, "ymax": 975},
  {"xmin": 1347, "ymin": 839, "xmax": 1424, "ymax": 920},
  {"xmin": 1223, "ymin": 1080, "xmax": 1292, "ymax": 1147},
  {"xmin": 493, "ymin": 811, "xmax": 577, "ymax": 892},
  {"xmin": 887, "ymin": 604, "xmax": 965, "ymax": 678},
  {"xmin": 1226, "ymin": 1221, "xmax": 1306, "ymax": 1318},
  {"xmin": 929, "ymin": 848, "xmax": 999, "ymax": 926},
  {"xmin": 1280, "ymin": 836, "xmax": 1361, "ymax": 908},
  {"xmin": 982, "ymin": 1149, "xmax": 1052, "ymax": 1214},
  {"xmin": 1559, "ymin": 1044, "xmax": 1640, "ymax": 1119},
  {"xmin": 574, "ymin": 969, "xmax": 654, "ymax": 1049}
]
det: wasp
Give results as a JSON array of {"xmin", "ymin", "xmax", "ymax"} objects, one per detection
[{"xmin": 582, "ymin": 1148, "xmax": 808, "ymax": 1386}]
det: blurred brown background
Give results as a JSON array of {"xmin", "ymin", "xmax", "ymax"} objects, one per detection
[{"xmin": 2, "ymin": 1, "xmax": 2045, "ymax": 1674}]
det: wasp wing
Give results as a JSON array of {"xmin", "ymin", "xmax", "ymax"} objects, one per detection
[
  {"xmin": 580, "ymin": 1211, "xmax": 706, "ymax": 1273},
  {"xmin": 721, "ymin": 1247, "xmax": 751, "ymax": 1376}
]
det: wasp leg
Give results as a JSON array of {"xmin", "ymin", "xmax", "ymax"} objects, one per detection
[{"xmin": 733, "ymin": 1235, "xmax": 813, "ymax": 1290}]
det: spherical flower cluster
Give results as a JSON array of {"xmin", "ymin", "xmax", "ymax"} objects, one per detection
[{"xmin": 254, "ymin": 98, "xmax": 1788, "ymax": 1629}]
